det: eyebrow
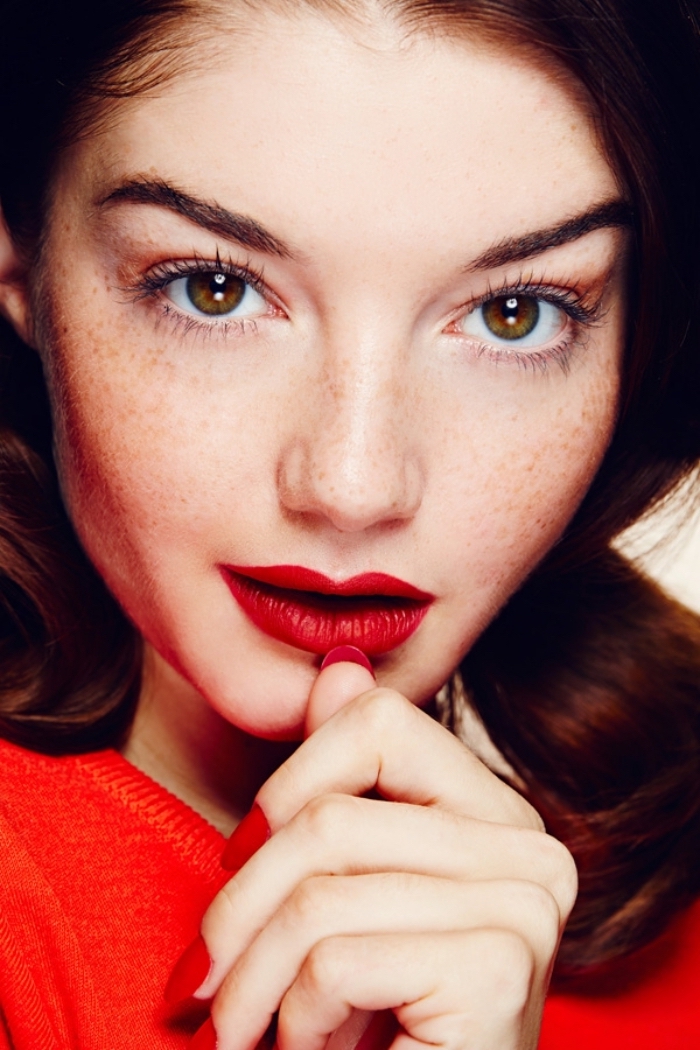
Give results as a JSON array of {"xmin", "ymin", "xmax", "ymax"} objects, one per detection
[
  {"xmin": 99, "ymin": 177, "xmax": 632, "ymax": 272},
  {"xmin": 467, "ymin": 200, "xmax": 634, "ymax": 272},
  {"xmin": 98, "ymin": 177, "xmax": 296, "ymax": 259}
]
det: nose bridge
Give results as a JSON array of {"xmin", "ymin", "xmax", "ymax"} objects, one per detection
[{"xmin": 278, "ymin": 315, "xmax": 423, "ymax": 531}]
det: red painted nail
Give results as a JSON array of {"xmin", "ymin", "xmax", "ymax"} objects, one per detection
[
  {"xmin": 354, "ymin": 1011, "xmax": 399, "ymax": 1050},
  {"xmin": 190, "ymin": 1016, "xmax": 217, "ymax": 1050},
  {"xmin": 221, "ymin": 802, "xmax": 271, "ymax": 871},
  {"xmin": 164, "ymin": 934, "xmax": 211, "ymax": 1004},
  {"xmin": 321, "ymin": 646, "xmax": 374, "ymax": 675}
]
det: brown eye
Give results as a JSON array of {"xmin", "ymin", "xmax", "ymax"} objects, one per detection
[
  {"xmin": 458, "ymin": 292, "xmax": 565, "ymax": 349},
  {"xmin": 482, "ymin": 295, "xmax": 540, "ymax": 340},
  {"xmin": 165, "ymin": 269, "xmax": 267, "ymax": 319},
  {"xmin": 185, "ymin": 272, "xmax": 247, "ymax": 315}
]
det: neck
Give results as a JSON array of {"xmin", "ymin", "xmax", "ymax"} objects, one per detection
[{"xmin": 120, "ymin": 645, "xmax": 293, "ymax": 836}]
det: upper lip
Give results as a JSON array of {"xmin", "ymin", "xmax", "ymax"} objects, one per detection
[{"xmin": 223, "ymin": 564, "xmax": 434, "ymax": 601}]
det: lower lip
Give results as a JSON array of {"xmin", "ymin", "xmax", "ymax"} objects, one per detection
[{"xmin": 222, "ymin": 571, "xmax": 432, "ymax": 656}]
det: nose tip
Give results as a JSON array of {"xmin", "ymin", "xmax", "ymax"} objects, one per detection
[{"xmin": 277, "ymin": 431, "xmax": 423, "ymax": 533}]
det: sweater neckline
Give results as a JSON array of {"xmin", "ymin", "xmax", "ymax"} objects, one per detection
[{"xmin": 75, "ymin": 747, "xmax": 228, "ymax": 881}]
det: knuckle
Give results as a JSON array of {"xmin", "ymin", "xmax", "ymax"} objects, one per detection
[
  {"xmin": 543, "ymin": 837, "xmax": 579, "ymax": 917},
  {"xmin": 353, "ymin": 687, "xmax": 412, "ymax": 736},
  {"xmin": 479, "ymin": 929, "xmax": 535, "ymax": 1014},
  {"xmin": 302, "ymin": 936, "xmax": 347, "ymax": 999},
  {"xmin": 525, "ymin": 829, "xmax": 579, "ymax": 913},
  {"xmin": 283, "ymin": 876, "xmax": 335, "ymax": 930},
  {"xmin": 301, "ymin": 792, "xmax": 358, "ymax": 842},
  {"xmin": 502, "ymin": 794, "xmax": 546, "ymax": 832},
  {"xmin": 519, "ymin": 879, "xmax": 560, "ymax": 927},
  {"xmin": 518, "ymin": 798, "xmax": 547, "ymax": 834},
  {"xmin": 518, "ymin": 881, "xmax": 562, "ymax": 953}
]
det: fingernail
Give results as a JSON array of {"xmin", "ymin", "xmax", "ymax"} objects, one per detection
[
  {"xmin": 164, "ymin": 934, "xmax": 212, "ymax": 1004},
  {"xmin": 321, "ymin": 646, "xmax": 374, "ymax": 676},
  {"xmin": 190, "ymin": 1016, "xmax": 217, "ymax": 1050},
  {"xmin": 221, "ymin": 802, "xmax": 271, "ymax": 871},
  {"xmin": 354, "ymin": 1011, "xmax": 399, "ymax": 1050}
]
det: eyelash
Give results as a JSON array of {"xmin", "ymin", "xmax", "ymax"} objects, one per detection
[
  {"xmin": 453, "ymin": 278, "xmax": 603, "ymax": 374},
  {"xmin": 128, "ymin": 258, "xmax": 603, "ymax": 372},
  {"xmin": 128, "ymin": 253, "xmax": 271, "ymax": 339}
]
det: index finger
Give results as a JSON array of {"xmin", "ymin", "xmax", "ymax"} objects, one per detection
[{"xmin": 258, "ymin": 679, "xmax": 542, "ymax": 833}]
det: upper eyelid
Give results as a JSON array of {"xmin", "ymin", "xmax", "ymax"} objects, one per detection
[
  {"xmin": 125, "ymin": 255, "xmax": 284, "ymax": 318},
  {"xmin": 453, "ymin": 281, "xmax": 604, "ymax": 333},
  {"xmin": 146, "ymin": 255, "xmax": 267, "ymax": 291}
]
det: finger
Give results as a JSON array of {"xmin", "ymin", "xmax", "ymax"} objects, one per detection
[
  {"xmin": 305, "ymin": 657, "xmax": 376, "ymax": 736},
  {"xmin": 271, "ymin": 929, "xmax": 539, "ymax": 1050},
  {"xmin": 206, "ymin": 874, "xmax": 560, "ymax": 1049},
  {"xmin": 200, "ymin": 798, "xmax": 576, "ymax": 995},
  {"xmin": 257, "ymin": 689, "xmax": 542, "ymax": 834}
]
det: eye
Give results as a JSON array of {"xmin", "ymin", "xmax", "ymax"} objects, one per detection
[
  {"xmin": 165, "ymin": 271, "xmax": 266, "ymax": 319},
  {"xmin": 458, "ymin": 294, "xmax": 566, "ymax": 348}
]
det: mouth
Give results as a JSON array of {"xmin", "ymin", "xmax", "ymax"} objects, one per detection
[{"xmin": 221, "ymin": 565, "xmax": 434, "ymax": 657}]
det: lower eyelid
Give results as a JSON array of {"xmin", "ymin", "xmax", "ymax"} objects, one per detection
[{"xmin": 476, "ymin": 337, "xmax": 577, "ymax": 375}]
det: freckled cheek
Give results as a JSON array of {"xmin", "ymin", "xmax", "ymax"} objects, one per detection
[
  {"xmin": 430, "ymin": 372, "xmax": 619, "ymax": 594},
  {"xmin": 43, "ymin": 333, "xmax": 260, "ymax": 564}
]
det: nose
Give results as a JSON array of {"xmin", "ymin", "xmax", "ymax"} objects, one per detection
[{"xmin": 277, "ymin": 329, "xmax": 424, "ymax": 533}]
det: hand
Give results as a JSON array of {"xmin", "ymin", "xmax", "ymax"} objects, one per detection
[{"xmin": 187, "ymin": 661, "xmax": 577, "ymax": 1050}]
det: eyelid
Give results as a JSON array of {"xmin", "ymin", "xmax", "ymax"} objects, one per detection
[
  {"xmin": 443, "ymin": 276, "xmax": 605, "ymax": 374},
  {"xmin": 138, "ymin": 254, "xmax": 267, "ymax": 297},
  {"xmin": 453, "ymin": 277, "xmax": 604, "ymax": 329},
  {"xmin": 148, "ymin": 249, "xmax": 289, "ymax": 302},
  {"xmin": 124, "ymin": 251, "xmax": 293, "ymax": 334}
]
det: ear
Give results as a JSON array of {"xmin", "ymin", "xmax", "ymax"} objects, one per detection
[{"xmin": 0, "ymin": 205, "xmax": 37, "ymax": 348}]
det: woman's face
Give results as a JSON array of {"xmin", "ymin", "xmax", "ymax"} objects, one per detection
[{"xmin": 23, "ymin": 9, "xmax": 627, "ymax": 737}]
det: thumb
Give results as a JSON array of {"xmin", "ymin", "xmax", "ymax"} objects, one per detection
[{"xmin": 305, "ymin": 646, "xmax": 376, "ymax": 737}]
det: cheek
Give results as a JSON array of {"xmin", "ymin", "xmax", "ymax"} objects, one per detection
[
  {"xmin": 42, "ymin": 315, "xmax": 254, "ymax": 600},
  {"xmin": 428, "ymin": 365, "xmax": 620, "ymax": 601}
]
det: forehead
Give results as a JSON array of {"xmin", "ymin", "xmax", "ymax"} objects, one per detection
[{"xmin": 58, "ymin": 7, "xmax": 618, "ymax": 256}]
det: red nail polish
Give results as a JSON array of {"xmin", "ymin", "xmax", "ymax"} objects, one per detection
[
  {"xmin": 190, "ymin": 1016, "xmax": 217, "ymax": 1050},
  {"xmin": 221, "ymin": 802, "xmax": 271, "ymax": 871},
  {"xmin": 354, "ymin": 1012, "xmax": 399, "ymax": 1050},
  {"xmin": 321, "ymin": 646, "xmax": 374, "ymax": 675},
  {"xmin": 164, "ymin": 934, "xmax": 211, "ymax": 1004}
]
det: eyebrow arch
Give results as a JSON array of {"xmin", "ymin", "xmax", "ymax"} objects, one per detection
[
  {"xmin": 467, "ymin": 200, "xmax": 634, "ymax": 272},
  {"xmin": 98, "ymin": 177, "xmax": 296, "ymax": 259}
]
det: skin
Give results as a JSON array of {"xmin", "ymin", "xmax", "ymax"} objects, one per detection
[{"xmin": 0, "ymin": 6, "xmax": 631, "ymax": 1048}]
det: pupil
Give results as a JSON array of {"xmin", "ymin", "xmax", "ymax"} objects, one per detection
[
  {"xmin": 502, "ymin": 298, "xmax": 519, "ymax": 323},
  {"xmin": 211, "ymin": 273, "xmax": 227, "ymax": 301}
]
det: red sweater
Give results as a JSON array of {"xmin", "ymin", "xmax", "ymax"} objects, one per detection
[{"xmin": 0, "ymin": 737, "xmax": 698, "ymax": 1049}]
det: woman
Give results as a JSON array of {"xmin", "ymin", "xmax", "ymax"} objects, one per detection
[{"xmin": 0, "ymin": 0, "xmax": 699, "ymax": 1048}]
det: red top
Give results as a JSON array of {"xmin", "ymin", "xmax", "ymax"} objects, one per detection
[{"xmin": 0, "ymin": 736, "xmax": 697, "ymax": 1049}]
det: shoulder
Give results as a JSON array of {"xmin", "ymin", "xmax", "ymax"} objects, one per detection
[{"xmin": 0, "ymin": 736, "xmax": 99, "ymax": 827}]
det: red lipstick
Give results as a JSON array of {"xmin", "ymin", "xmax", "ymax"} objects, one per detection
[{"xmin": 221, "ymin": 565, "xmax": 433, "ymax": 657}]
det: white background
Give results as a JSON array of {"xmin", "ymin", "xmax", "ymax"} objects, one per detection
[{"xmin": 617, "ymin": 477, "xmax": 700, "ymax": 613}]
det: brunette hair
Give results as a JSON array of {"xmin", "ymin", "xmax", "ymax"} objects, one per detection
[{"xmin": 0, "ymin": 0, "xmax": 699, "ymax": 979}]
